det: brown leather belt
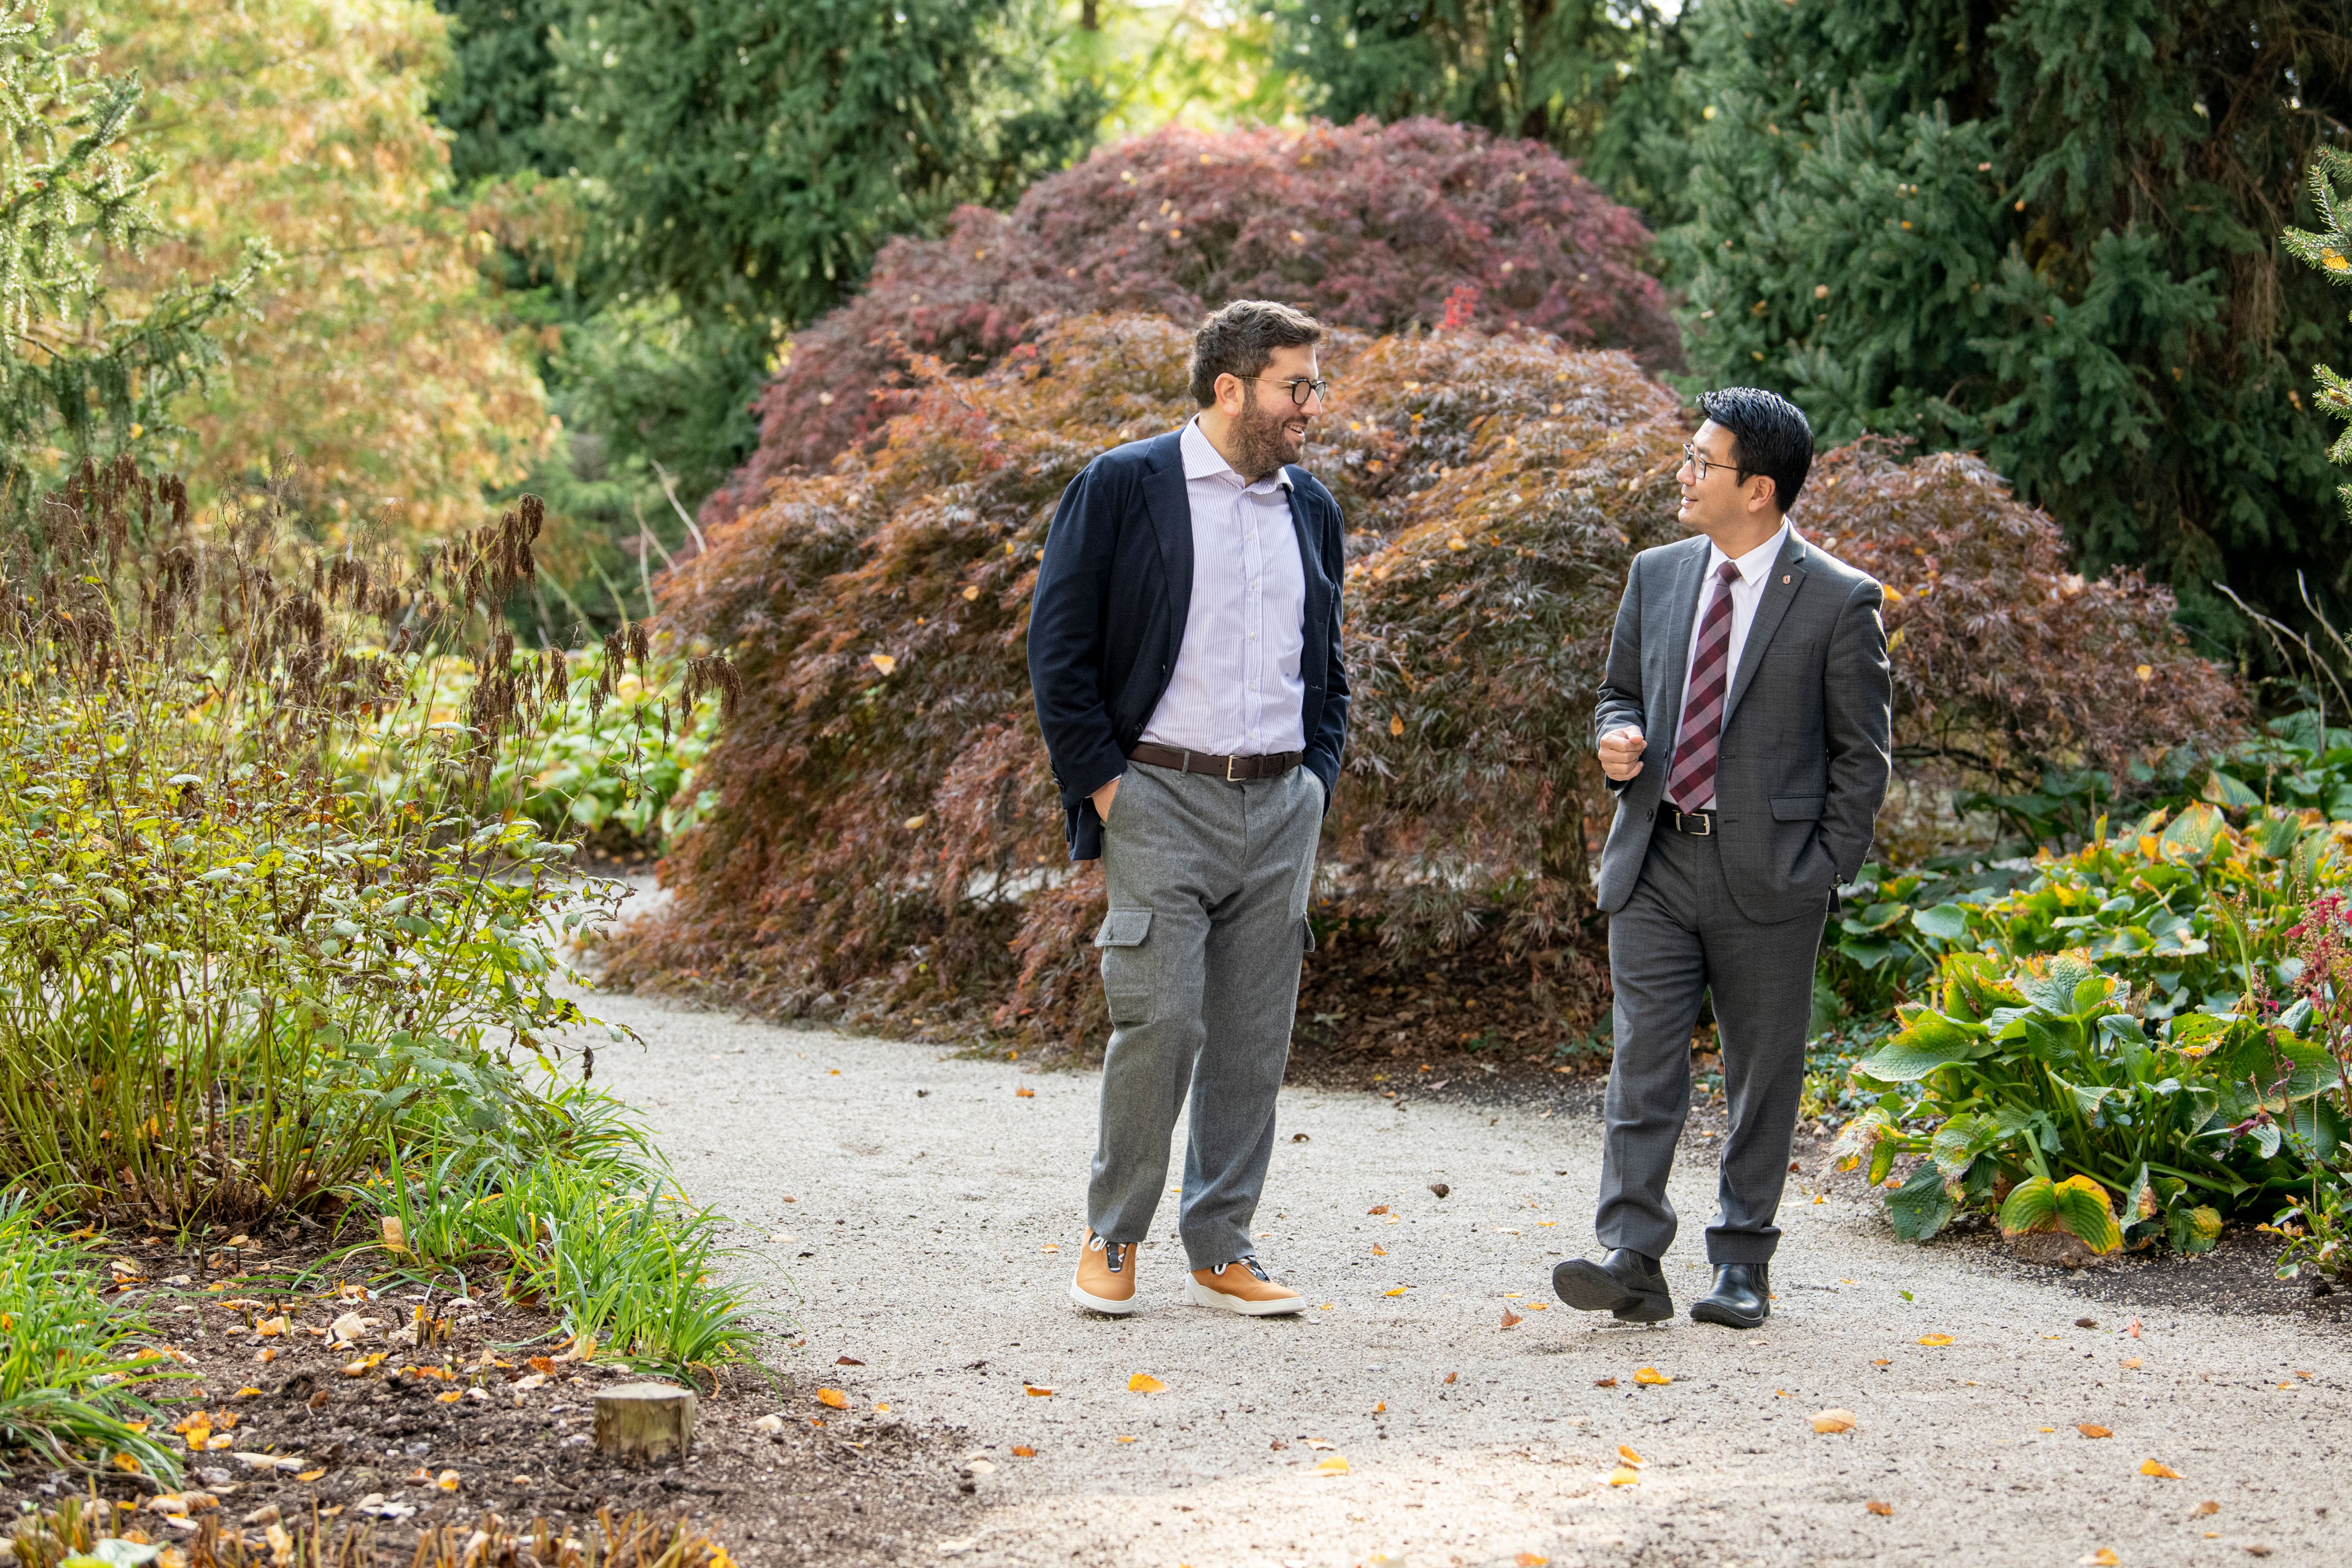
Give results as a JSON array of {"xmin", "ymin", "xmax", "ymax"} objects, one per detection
[
  {"xmin": 1658, "ymin": 805, "xmax": 1718, "ymax": 837},
  {"xmin": 1127, "ymin": 742, "xmax": 1302, "ymax": 781}
]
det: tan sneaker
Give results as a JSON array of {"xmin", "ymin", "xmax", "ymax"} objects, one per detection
[
  {"xmin": 1068, "ymin": 1230, "xmax": 1143, "ymax": 1316},
  {"xmin": 1185, "ymin": 1256, "xmax": 1304, "ymax": 1316}
]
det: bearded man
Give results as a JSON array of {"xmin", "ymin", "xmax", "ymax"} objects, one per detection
[{"xmin": 1027, "ymin": 300, "xmax": 1349, "ymax": 1318}]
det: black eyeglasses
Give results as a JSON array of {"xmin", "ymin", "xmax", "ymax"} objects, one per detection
[
  {"xmin": 1240, "ymin": 376, "xmax": 1330, "ymax": 407},
  {"xmin": 1681, "ymin": 441, "xmax": 1750, "ymax": 483}
]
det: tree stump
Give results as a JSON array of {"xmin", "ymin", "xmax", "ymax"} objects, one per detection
[{"xmin": 593, "ymin": 1383, "xmax": 697, "ymax": 1465}]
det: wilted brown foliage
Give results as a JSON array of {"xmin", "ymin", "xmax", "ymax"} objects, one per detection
[
  {"xmin": 602, "ymin": 322, "xmax": 2249, "ymax": 1051},
  {"xmin": 1798, "ymin": 442, "xmax": 2246, "ymax": 804}
]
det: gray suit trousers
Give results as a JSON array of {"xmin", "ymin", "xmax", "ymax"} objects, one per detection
[
  {"xmin": 1086, "ymin": 759, "xmax": 1322, "ymax": 1271},
  {"xmin": 1598, "ymin": 822, "xmax": 1826, "ymax": 1267}
]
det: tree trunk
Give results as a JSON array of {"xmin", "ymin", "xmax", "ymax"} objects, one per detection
[{"xmin": 593, "ymin": 1383, "xmax": 697, "ymax": 1465}]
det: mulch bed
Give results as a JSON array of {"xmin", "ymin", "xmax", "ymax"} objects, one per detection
[{"xmin": 3, "ymin": 1222, "xmax": 974, "ymax": 1566}]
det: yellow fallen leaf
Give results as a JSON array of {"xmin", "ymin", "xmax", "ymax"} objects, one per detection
[
  {"xmin": 435, "ymin": 1470, "xmax": 460, "ymax": 1492},
  {"xmin": 869, "ymin": 653, "xmax": 896, "ymax": 676},
  {"xmin": 1499, "ymin": 1308, "xmax": 1523, "ymax": 1330},
  {"xmin": 1024, "ymin": 1384, "xmax": 1054, "ymax": 1397},
  {"xmin": 2077, "ymin": 1424, "xmax": 2112, "ymax": 1438},
  {"xmin": 1390, "ymin": 715, "xmax": 1405, "ymax": 737},
  {"xmin": 1370, "ymin": 1244, "xmax": 1386, "ymax": 1256},
  {"xmin": 380, "ymin": 1216, "xmax": 405, "ymax": 1255},
  {"xmin": 254, "ymin": 1316, "xmax": 290, "ymax": 1338},
  {"xmin": 1633, "ymin": 1366, "xmax": 1671, "ymax": 1385},
  {"xmin": 2083, "ymin": 1552, "xmax": 2120, "ymax": 1566},
  {"xmin": 295, "ymin": 1469, "xmax": 325, "ymax": 1482},
  {"xmin": 1812, "ymin": 1409, "xmax": 1858, "ymax": 1433},
  {"xmin": 1384, "ymin": 1286, "xmax": 1408, "ymax": 1297},
  {"xmin": 113, "ymin": 1453, "xmax": 143, "ymax": 1474},
  {"xmin": 1593, "ymin": 1376, "xmax": 1616, "ymax": 1388},
  {"xmin": 1040, "ymin": 1244, "xmax": 1059, "ymax": 1253},
  {"xmin": 2141, "ymin": 1459, "xmax": 2183, "ymax": 1478},
  {"xmin": 435, "ymin": 1391, "xmax": 463, "ymax": 1404},
  {"xmin": 1114, "ymin": 1435, "xmax": 1135, "ymax": 1443},
  {"xmin": 1866, "ymin": 1500, "xmax": 1893, "ymax": 1517},
  {"xmin": 1315, "ymin": 1455, "xmax": 1350, "ymax": 1475},
  {"xmin": 1524, "ymin": 1302, "xmax": 1549, "ymax": 1311},
  {"xmin": 1015, "ymin": 1087, "xmax": 1035, "ymax": 1099},
  {"xmin": 1011, "ymin": 1446, "xmax": 1036, "ymax": 1457},
  {"xmin": 873, "ymin": 1403, "xmax": 890, "ymax": 1413},
  {"xmin": 2120, "ymin": 1357, "xmax": 2143, "ymax": 1369},
  {"xmin": 1517, "ymin": 1555, "xmax": 1550, "ymax": 1566},
  {"xmin": 1128, "ymin": 1373, "xmax": 1167, "ymax": 1393},
  {"xmin": 1606, "ymin": 1466, "xmax": 1640, "ymax": 1486},
  {"xmin": 1372, "ymin": 1401, "xmax": 1385, "ymax": 1414},
  {"xmin": 1617, "ymin": 1445, "xmax": 1643, "ymax": 1466},
  {"xmin": 1917, "ymin": 1334, "xmax": 1954, "ymax": 1347},
  {"xmin": 2196, "ymin": 1500, "xmax": 2219, "ymax": 1515},
  {"xmin": 234, "ymin": 1387, "xmax": 261, "ymax": 1398},
  {"xmin": 816, "ymin": 1389, "xmax": 848, "ymax": 1410}
]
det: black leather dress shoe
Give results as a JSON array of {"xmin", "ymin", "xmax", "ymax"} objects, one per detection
[
  {"xmin": 1690, "ymin": 1262, "xmax": 1770, "ymax": 1328},
  {"xmin": 1551, "ymin": 1248, "xmax": 1672, "ymax": 1323}
]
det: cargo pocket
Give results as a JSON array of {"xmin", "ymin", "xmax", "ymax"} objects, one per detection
[{"xmin": 1093, "ymin": 908, "xmax": 1156, "ymax": 1026}]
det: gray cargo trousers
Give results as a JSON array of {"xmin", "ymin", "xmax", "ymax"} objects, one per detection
[{"xmin": 1085, "ymin": 758, "xmax": 1323, "ymax": 1272}]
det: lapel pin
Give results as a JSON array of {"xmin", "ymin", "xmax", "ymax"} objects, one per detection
[{"xmin": 1782, "ymin": 574, "xmax": 1791, "ymax": 584}]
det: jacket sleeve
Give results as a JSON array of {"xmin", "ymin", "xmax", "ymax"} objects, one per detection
[
  {"xmin": 1027, "ymin": 461, "xmax": 1133, "ymax": 811},
  {"xmin": 1593, "ymin": 552, "xmax": 1647, "ymax": 795},
  {"xmin": 1819, "ymin": 573, "xmax": 1894, "ymax": 879},
  {"xmin": 1304, "ymin": 491, "xmax": 1349, "ymax": 807}
]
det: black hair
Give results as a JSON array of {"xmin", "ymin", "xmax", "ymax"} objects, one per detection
[
  {"xmin": 1188, "ymin": 300, "xmax": 1324, "ymax": 407},
  {"xmin": 1696, "ymin": 386, "xmax": 1814, "ymax": 514}
]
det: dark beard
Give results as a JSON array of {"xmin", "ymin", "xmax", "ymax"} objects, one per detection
[{"xmin": 1228, "ymin": 385, "xmax": 1298, "ymax": 481}]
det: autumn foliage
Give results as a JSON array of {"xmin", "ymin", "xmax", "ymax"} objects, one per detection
[
  {"xmin": 703, "ymin": 116, "xmax": 1680, "ymax": 516},
  {"xmin": 603, "ymin": 312, "xmax": 2244, "ymax": 1050}
]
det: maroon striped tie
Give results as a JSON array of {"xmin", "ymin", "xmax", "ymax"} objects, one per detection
[{"xmin": 1665, "ymin": 560, "xmax": 1743, "ymax": 813}]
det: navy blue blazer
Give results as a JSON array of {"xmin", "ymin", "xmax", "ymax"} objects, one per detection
[{"xmin": 1027, "ymin": 429, "xmax": 1350, "ymax": 861}]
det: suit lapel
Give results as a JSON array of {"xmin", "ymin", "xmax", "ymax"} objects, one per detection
[
  {"xmin": 1722, "ymin": 531, "xmax": 1809, "ymax": 727},
  {"xmin": 1647, "ymin": 536, "xmax": 1710, "ymax": 741},
  {"xmin": 1282, "ymin": 465, "xmax": 1326, "ymax": 664},
  {"xmin": 1140, "ymin": 432, "xmax": 1193, "ymax": 669}
]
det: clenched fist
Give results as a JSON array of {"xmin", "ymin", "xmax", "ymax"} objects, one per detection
[{"xmin": 1597, "ymin": 726, "xmax": 1647, "ymax": 783}]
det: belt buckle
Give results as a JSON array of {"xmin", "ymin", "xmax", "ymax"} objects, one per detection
[
  {"xmin": 1226, "ymin": 754, "xmax": 1242, "ymax": 782},
  {"xmin": 1690, "ymin": 810, "xmax": 1712, "ymax": 837}
]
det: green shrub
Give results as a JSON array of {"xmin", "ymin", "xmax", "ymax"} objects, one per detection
[
  {"xmin": 347, "ymin": 650, "xmax": 718, "ymax": 854},
  {"xmin": 0, "ymin": 1191, "xmax": 187, "ymax": 1480},
  {"xmin": 0, "ymin": 459, "xmax": 756, "ymax": 1383},
  {"xmin": 1831, "ymin": 807, "xmax": 2351, "ymax": 1255}
]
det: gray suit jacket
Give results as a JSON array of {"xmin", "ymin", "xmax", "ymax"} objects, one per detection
[{"xmin": 1592, "ymin": 529, "xmax": 1893, "ymax": 925}]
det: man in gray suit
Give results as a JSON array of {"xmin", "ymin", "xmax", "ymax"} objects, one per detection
[{"xmin": 1554, "ymin": 388, "xmax": 1891, "ymax": 1330}]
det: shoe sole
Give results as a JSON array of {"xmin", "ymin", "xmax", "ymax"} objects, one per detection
[
  {"xmin": 1689, "ymin": 1299, "xmax": 1768, "ymax": 1330},
  {"xmin": 1184, "ymin": 1277, "xmax": 1305, "ymax": 1316},
  {"xmin": 1553, "ymin": 1260, "xmax": 1672, "ymax": 1323},
  {"xmin": 1068, "ymin": 1281, "xmax": 1145, "ymax": 1316}
]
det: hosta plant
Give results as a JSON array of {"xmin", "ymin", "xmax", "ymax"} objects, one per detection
[{"xmin": 1832, "ymin": 948, "xmax": 2344, "ymax": 1256}]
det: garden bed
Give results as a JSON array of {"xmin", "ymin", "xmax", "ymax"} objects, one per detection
[{"xmin": 0, "ymin": 1224, "xmax": 972, "ymax": 1568}]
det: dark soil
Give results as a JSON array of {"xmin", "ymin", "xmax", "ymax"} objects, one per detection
[{"xmin": 4, "ymin": 1226, "xmax": 974, "ymax": 1566}]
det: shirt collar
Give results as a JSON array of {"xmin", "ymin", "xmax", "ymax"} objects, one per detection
[
  {"xmin": 1181, "ymin": 417, "xmax": 1291, "ymax": 492},
  {"xmin": 1709, "ymin": 521, "xmax": 1792, "ymax": 586}
]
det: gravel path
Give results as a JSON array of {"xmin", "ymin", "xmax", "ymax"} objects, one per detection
[{"xmin": 580, "ymin": 989, "xmax": 2344, "ymax": 1568}]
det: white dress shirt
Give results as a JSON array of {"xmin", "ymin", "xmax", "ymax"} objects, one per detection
[
  {"xmin": 1139, "ymin": 418, "xmax": 1308, "ymax": 757},
  {"xmin": 1670, "ymin": 521, "xmax": 1790, "ymax": 810}
]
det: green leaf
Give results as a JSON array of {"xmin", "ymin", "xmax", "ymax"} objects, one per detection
[
  {"xmin": 2050, "ymin": 1176, "xmax": 2122, "ymax": 1253},
  {"xmin": 1885, "ymin": 1161, "xmax": 1956, "ymax": 1242},
  {"xmin": 1998, "ymin": 1176, "xmax": 2058, "ymax": 1237},
  {"xmin": 2200, "ymin": 770, "xmax": 2260, "ymax": 810},
  {"xmin": 1911, "ymin": 902, "xmax": 1971, "ymax": 942},
  {"xmin": 1855, "ymin": 1038, "xmax": 1976, "ymax": 1083}
]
